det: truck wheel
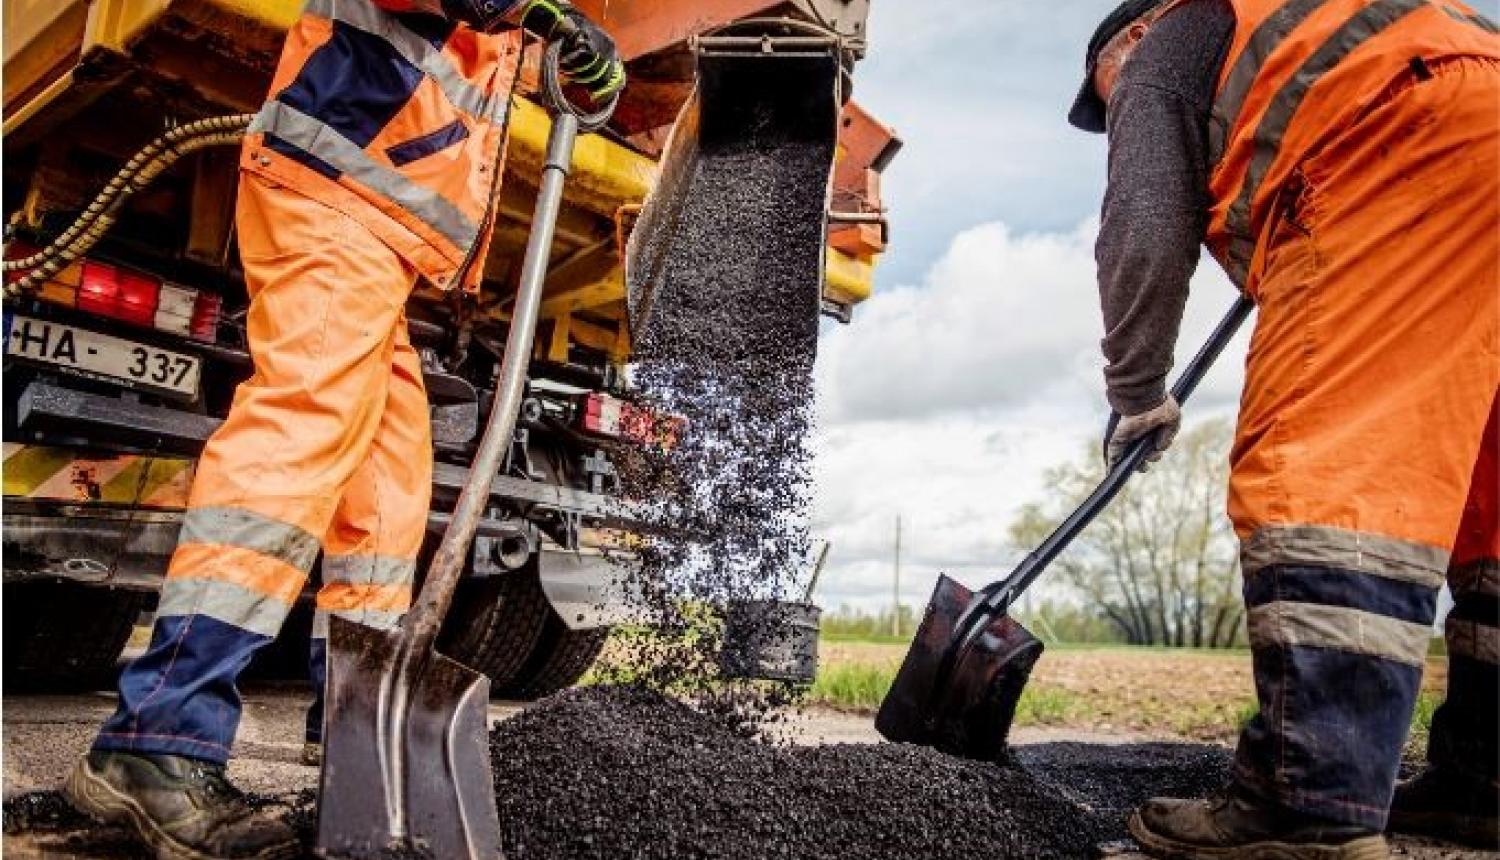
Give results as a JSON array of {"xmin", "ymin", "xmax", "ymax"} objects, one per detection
[
  {"xmin": 3, "ymin": 581, "xmax": 150, "ymax": 692},
  {"xmin": 439, "ymin": 564, "xmax": 550, "ymax": 689},
  {"xmin": 495, "ymin": 616, "xmax": 610, "ymax": 701}
]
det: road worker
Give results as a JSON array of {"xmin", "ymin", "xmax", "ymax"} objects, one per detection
[
  {"xmin": 61, "ymin": 1, "xmax": 623, "ymax": 856},
  {"xmin": 1073, "ymin": 0, "xmax": 1498, "ymax": 856}
]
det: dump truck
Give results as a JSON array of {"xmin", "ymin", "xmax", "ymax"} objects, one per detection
[{"xmin": 1, "ymin": 0, "xmax": 899, "ymax": 695}]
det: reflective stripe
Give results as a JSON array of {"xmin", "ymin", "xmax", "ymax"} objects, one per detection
[
  {"xmin": 1442, "ymin": 4, "xmax": 1500, "ymax": 33},
  {"xmin": 179, "ymin": 506, "xmax": 321, "ymax": 572},
  {"xmin": 1249, "ymin": 600, "xmax": 1434, "ymax": 666},
  {"xmin": 313, "ymin": 607, "xmax": 404, "ymax": 637},
  {"xmin": 1241, "ymin": 524, "xmax": 1449, "ymax": 587},
  {"xmin": 302, "ymin": 0, "xmax": 510, "ymax": 124},
  {"xmin": 1210, "ymin": 0, "xmax": 1332, "ymax": 165},
  {"xmin": 1223, "ymin": 0, "xmax": 1427, "ymax": 281},
  {"xmin": 1450, "ymin": 558, "xmax": 1500, "ymax": 598},
  {"xmin": 251, "ymin": 101, "xmax": 480, "ymax": 252},
  {"xmin": 157, "ymin": 578, "xmax": 294, "ymax": 638},
  {"xmin": 1446, "ymin": 618, "xmax": 1500, "ymax": 663},
  {"xmin": 322, "ymin": 554, "xmax": 417, "ymax": 587}
]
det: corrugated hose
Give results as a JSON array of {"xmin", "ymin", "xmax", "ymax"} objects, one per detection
[{"xmin": 3, "ymin": 113, "xmax": 255, "ymax": 298}]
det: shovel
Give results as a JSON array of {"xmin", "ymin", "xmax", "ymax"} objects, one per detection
[
  {"xmin": 875, "ymin": 295, "xmax": 1255, "ymax": 761},
  {"xmin": 315, "ymin": 36, "xmax": 618, "ymax": 859}
]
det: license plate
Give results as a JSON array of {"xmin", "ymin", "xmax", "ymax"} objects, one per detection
[{"xmin": 5, "ymin": 315, "xmax": 201, "ymax": 398}]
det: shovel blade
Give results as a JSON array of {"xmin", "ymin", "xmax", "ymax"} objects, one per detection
[
  {"xmin": 316, "ymin": 617, "xmax": 501, "ymax": 859},
  {"xmin": 875, "ymin": 575, "xmax": 1044, "ymax": 761}
]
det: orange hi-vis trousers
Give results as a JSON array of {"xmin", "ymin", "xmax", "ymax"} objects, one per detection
[
  {"xmin": 1229, "ymin": 56, "xmax": 1499, "ymax": 827},
  {"xmin": 94, "ymin": 173, "xmax": 432, "ymax": 763}
]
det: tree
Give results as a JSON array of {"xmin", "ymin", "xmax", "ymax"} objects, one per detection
[{"xmin": 1008, "ymin": 419, "xmax": 1245, "ymax": 648}]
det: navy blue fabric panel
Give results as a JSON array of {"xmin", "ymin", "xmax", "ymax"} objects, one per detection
[
  {"xmin": 1446, "ymin": 591, "xmax": 1499, "ymax": 626},
  {"xmin": 264, "ymin": 133, "xmax": 343, "ymax": 180},
  {"xmin": 392, "ymin": 12, "xmax": 455, "ymax": 49},
  {"xmin": 306, "ymin": 637, "xmax": 328, "ymax": 743},
  {"xmin": 385, "ymin": 119, "xmax": 470, "ymax": 165},
  {"xmin": 93, "ymin": 615, "xmax": 272, "ymax": 765},
  {"xmin": 1243, "ymin": 564, "xmax": 1439, "ymax": 625},
  {"xmin": 1428, "ymin": 653, "xmax": 1499, "ymax": 776},
  {"xmin": 276, "ymin": 21, "xmax": 423, "ymax": 148},
  {"xmin": 1235, "ymin": 641, "xmax": 1422, "ymax": 828}
]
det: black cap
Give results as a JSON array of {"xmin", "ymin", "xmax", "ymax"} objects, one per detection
[{"xmin": 1068, "ymin": 0, "xmax": 1169, "ymax": 133}]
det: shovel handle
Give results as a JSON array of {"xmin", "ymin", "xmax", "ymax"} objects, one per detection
[
  {"xmin": 973, "ymin": 295, "xmax": 1255, "ymax": 618},
  {"xmin": 404, "ymin": 48, "xmax": 615, "ymax": 655}
]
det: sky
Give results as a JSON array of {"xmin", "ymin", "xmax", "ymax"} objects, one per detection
[{"xmin": 806, "ymin": 1, "xmax": 1253, "ymax": 613}]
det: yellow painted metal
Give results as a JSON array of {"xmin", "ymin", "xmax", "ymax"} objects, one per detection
[
  {"xmin": 2, "ymin": 444, "xmax": 196, "ymax": 507},
  {"xmin": 5, "ymin": 0, "xmax": 879, "ymax": 311},
  {"xmin": 825, "ymin": 249, "xmax": 875, "ymax": 306}
]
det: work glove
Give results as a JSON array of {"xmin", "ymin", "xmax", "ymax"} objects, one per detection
[
  {"xmin": 520, "ymin": 0, "xmax": 627, "ymax": 101},
  {"xmin": 1103, "ymin": 395, "xmax": 1181, "ymax": 473}
]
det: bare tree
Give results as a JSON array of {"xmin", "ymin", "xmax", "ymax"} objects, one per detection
[{"xmin": 1008, "ymin": 419, "xmax": 1244, "ymax": 648}]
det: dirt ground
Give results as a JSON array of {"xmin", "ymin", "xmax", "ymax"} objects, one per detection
[
  {"xmin": 3, "ymin": 682, "xmax": 1487, "ymax": 859},
  {"xmin": 822, "ymin": 642, "xmax": 1451, "ymax": 740}
]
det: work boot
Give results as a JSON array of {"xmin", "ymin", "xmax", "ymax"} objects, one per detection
[
  {"xmin": 1388, "ymin": 766, "xmax": 1499, "ymax": 849},
  {"xmin": 1128, "ymin": 790, "xmax": 1389, "ymax": 859},
  {"xmin": 64, "ymin": 751, "xmax": 300, "ymax": 860},
  {"xmin": 299, "ymin": 742, "xmax": 322, "ymax": 768}
]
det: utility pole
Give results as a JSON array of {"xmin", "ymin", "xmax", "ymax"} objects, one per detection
[{"xmin": 892, "ymin": 515, "xmax": 902, "ymax": 638}]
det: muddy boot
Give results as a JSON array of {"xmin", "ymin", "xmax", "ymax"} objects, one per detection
[
  {"xmin": 300, "ymin": 742, "xmax": 322, "ymax": 768},
  {"xmin": 64, "ymin": 752, "xmax": 299, "ymax": 860},
  {"xmin": 1128, "ymin": 791, "xmax": 1388, "ymax": 859},
  {"xmin": 1388, "ymin": 766, "xmax": 1499, "ymax": 849}
]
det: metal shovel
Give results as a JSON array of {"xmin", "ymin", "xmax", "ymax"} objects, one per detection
[
  {"xmin": 875, "ymin": 296, "xmax": 1255, "ymax": 761},
  {"xmin": 315, "ymin": 38, "xmax": 617, "ymax": 859}
]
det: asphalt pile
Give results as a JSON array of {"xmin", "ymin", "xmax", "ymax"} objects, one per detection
[{"xmin": 489, "ymin": 685, "xmax": 1233, "ymax": 859}]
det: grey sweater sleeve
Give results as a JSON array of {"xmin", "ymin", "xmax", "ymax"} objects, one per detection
[{"xmin": 1096, "ymin": 0, "xmax": 1235, "ymax": 415}]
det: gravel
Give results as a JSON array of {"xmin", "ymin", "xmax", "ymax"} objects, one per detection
[
  {"xmin": 607, "ymin": 54, "xmax": 837, "ymax": 715},
  {"xmin": 488, "ymin": 685, "xmax": 1230, "ymax": 859}
]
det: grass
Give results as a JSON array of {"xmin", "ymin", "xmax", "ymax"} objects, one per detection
[{"xmin": 808, "ymin": 639, "xmax": 1447, "ymax": 746}]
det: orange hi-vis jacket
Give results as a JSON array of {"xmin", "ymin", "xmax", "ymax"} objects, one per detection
[
  {"xmin": 242, "ymin": 0, "xmax": 524, "ymax": 293},
  {"xmin": 1188, "ymin": 0, "xmax": 1500, "ymax": 289}
]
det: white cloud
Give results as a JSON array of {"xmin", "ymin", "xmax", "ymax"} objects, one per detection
[{"xmin": 809, "ymin": 218, "xmax": 1253, "ymax": 612}]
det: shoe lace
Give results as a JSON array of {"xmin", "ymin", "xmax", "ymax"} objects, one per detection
[{"xmin": 187, "ymin": 764, "xmax": 249, "ymax": 809}]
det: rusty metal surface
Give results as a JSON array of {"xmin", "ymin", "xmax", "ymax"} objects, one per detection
[{"xmin": 875, "ymin": 575, "xmax": 1045, "ymax": 762}]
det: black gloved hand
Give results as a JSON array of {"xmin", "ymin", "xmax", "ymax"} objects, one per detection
[{"xmin": 520, "ymin": 0, "xmax": 626, "ymax": 100}]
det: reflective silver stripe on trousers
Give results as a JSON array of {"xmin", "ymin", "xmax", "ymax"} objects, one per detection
[
  {"xmin": 179, "ymin": 506, "xmax": 322, "ymax": 572},
  {"xmin": 1210, "ymin": 0, "xmax": 1332, "ymax": 165},
  {"xmin": 1449, "ymin": 558, "xmax": 1500, "ymax": 598},
  {"xmin": 322, "ymin": 554, "xmax": 417, "ymax": 587},
  {"xmin": 301, "ymin": 0, "xmax": 510, "ymax": 124},
  {"xmin": 251, "ymin": 101, "xmax": 480, "ymax": 252},
  {"xmin": 157, "ymin": 578, "xmax": 296, "ymax": 638},
  {"xmin": 1221, "ymin": 0, "xmax": 1427, "ymax": 283},
  {"xmin": 1249, "ymin": 600, "xmax": 1434, "ymax": 666},
  {"xmin": 313, "ymin": 608, "xmax": 405, "ymax": 638},
  {"xmin": 1445, "ymin": 618, "xmax": 1500, "ymax": 663},
  {"xmin": 1241, "ymin": 524, "xmax": 1449, "ymax": 587}
]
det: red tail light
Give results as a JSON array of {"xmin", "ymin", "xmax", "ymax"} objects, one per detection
[
  {"xmin": 580, "ymin": 392, "xmax": 684, "ymax": 448},
  {"xmin": 59, "ymin": 259, "xmax": 220, "ymax": 342},
  {"xmin": 79, "ymin": 261, "xmax": 158, "ymax": 327}
]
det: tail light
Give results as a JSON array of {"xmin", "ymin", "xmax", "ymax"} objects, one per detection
[
  {"xmin": 580, "ymin": 392, "xmax": 684, "ymax": 448},
  {"xmin": 5, "ymin": 248, "xmax": 222, "ymax": 343}
]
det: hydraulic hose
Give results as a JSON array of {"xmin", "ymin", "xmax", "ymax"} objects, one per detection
[{"xmin": 4, "ymin": 113, "xmax": 254, "ymax": 298}]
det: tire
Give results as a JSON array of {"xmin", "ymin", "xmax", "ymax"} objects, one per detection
[
  {"xmin": 495, "ymin": 616, "xmax": 610, "ymax": 701},
  {"xmin": 438, "ymin": 562, "xmax": 551, "ymax": 689},
  {"xmin": 3, "ymin": 581, "xmax": 151, "ymax": 692}
]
